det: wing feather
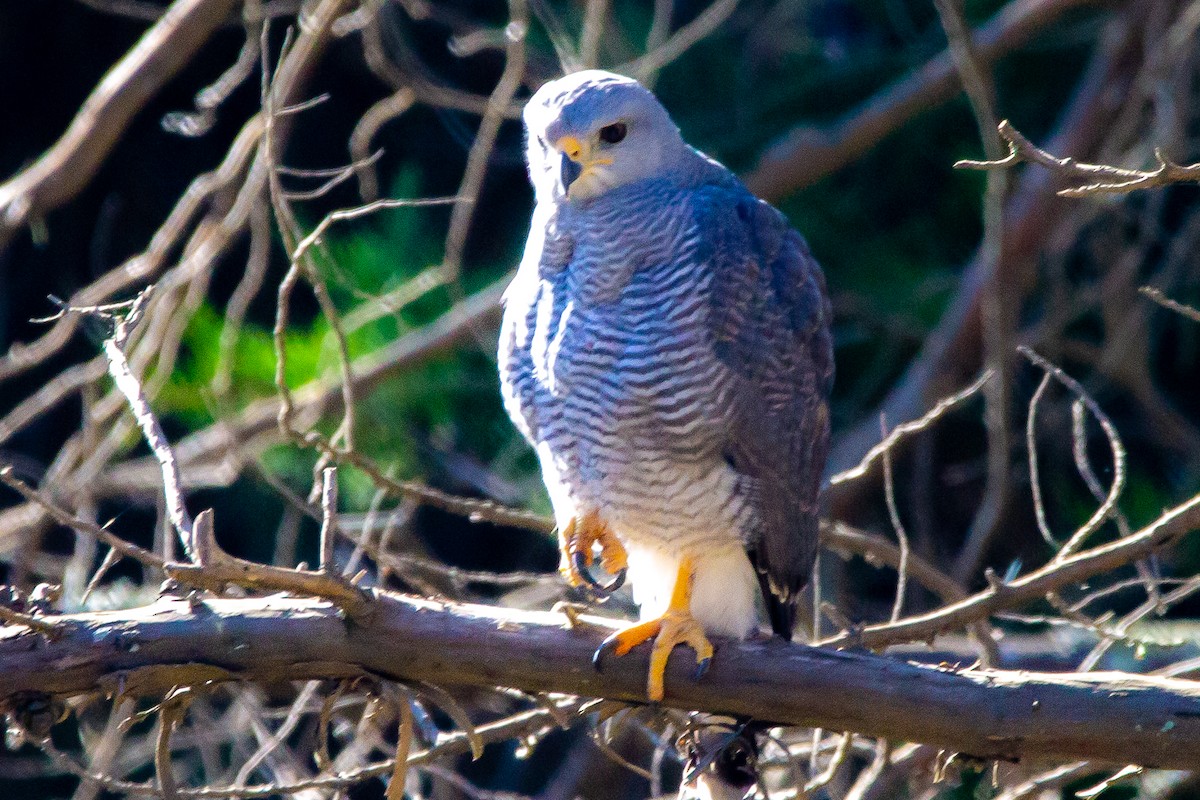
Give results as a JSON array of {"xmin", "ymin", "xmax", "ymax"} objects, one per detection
[{"xmin": 701, "ymin": 187, "xmax": 834, "ymax": 640}]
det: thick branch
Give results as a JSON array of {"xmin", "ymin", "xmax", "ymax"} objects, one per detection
[{"xmin": 4, "ymin": 593, "xmax": 1200, "ymax": 769}]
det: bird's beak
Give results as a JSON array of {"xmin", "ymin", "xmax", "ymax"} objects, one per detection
[
  {"xmin": 560, "ymin": 152, "xmax": 582, "ymax": 191},
  {"xmin": 554, "ymin": 134, "xmax": 610, "ymax": 195}
]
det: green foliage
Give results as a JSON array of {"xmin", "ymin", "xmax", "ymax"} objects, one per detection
[{"xmin": 159, "ymin": 302, "xmax": 324, "ymax": 412}]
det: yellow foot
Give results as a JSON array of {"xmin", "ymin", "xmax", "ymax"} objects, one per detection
[
  {"xmin": 593, "ymin": 556, "xmax": 714, "ymax": 701},
  {"xmin": 559, "ymin": 510, "xmax": 628, "ymax": 594}
]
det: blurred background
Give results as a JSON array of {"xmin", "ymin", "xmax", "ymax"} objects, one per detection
[{"xmin": 1, "ymin": 0, "xmax": 1199, "ymax": 797}]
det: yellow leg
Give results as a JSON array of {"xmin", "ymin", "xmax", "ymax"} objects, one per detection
[
  {"xmin": 559, "ymin": 510, "xmax": 628, "ymax": 592},
  {"xmin": 596, "ymin": 556, "xmax": 714, "ymax": 701}
]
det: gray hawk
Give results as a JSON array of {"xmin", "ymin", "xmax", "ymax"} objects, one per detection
[{"xmin": 498, "ymin": 70, "xmax": 833, "ymax": 701}]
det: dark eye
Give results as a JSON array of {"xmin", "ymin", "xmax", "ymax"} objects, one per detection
[
  {"xmin": 723, "ymin": 742, "xmax": 750, "ymax": 770},
  {"xmin": 716, "ymin": 741, "xmax": 756, "ymax": 788},
  {"xmin": 598, "ymin": 122, "xmax": 627, "ymax": 144}
]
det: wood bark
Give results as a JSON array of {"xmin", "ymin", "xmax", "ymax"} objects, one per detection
[{"xmin": 4, "ymin": 591, "xmax": 1200, "ymax": 769}]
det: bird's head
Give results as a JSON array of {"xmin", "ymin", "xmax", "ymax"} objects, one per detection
[
  {"xmin": 679, "ymin": 724, "xmax": 760, "ymax": 800},
  {"xmin": 523, "ymin": 70, "xmax": 687, "ymax": 203}
]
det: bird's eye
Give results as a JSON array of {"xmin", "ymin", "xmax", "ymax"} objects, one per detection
[
  {"xmin": 724, "ymin": 742, "xmax": 750, "ymax": 769},
  {"xmin": 598, "ymin": 122, "xmax": 627, "ymax": 144}
]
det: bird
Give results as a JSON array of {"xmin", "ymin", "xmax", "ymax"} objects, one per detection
[
  {"xmin": 498, "ymin": 70, "xmax": 833, "ymax": 702},
  {"xmin": 677, "ymin": 722, "xmax": 760, "ymax": 800}
]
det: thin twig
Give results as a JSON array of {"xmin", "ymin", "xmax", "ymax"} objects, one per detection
[
  {"xmin": 0, "ymin": 466, "xmax": 163, "ymax": 569},
  {"xmin": 1026, "ymin": 372, "xmax": 1057, "ymax": 547},
  {"xmin": 829, "ymin": 371, "xmax": 992, "ymax": 486},
  {"xmin": 957, "ymin": 120, "xmax": 1200, "ymax": 195},
  {"xmin": 441, "ymin": 0, "xmax": 528, "ymax": 291},
  {"xmin": 935, "ymin": 0, "xmax": 1013, "ymax": 587},
  {"xmin": 1141, "ymin": 285, "xmax": 1200, "ymax": 323},
  {"xmin": 1019, "ymin": 347, "xmax": 1126, "ymax": 561},
  {"xmin": 102, "ymin": 290, "xmax": 197, "ymax": 561},
  {"xmin": 879, "ymin": 416, "xmax": 910, "ymax": 623}
]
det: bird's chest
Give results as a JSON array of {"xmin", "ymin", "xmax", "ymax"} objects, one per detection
[{"xmin": 511, "ymin": 215, "xmax": 732, "ymax": 478}]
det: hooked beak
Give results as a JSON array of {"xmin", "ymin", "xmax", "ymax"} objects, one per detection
[
  {"xmin": 554, "ymin": 134, "xmax": 609, "ymax": 196},
  {"xmin": 560, "ymin": 152, "xmax": 582, "ymax": 191}
]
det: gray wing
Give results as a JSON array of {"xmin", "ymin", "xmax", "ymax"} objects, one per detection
[{"xmin": 701, "ymin": 186, "xmax": 834, "ymax": 640}]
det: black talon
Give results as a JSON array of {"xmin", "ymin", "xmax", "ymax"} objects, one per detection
[
  {"xmin": 574, "ymin": 552, "xmax": 626, "ymax": 594},
  {"xmin": 694, "ymin": 655, "xmax": 712, "ymax": 680},
  {"xmin": 605, "ymin": 566, "xmax": 627, "ymax": 592},
  {"xmin": 572, "ymin": 551, "xmax": 593, "ymax": 582},
  {"xmin": 592, "ymin": 631, "xmax": 621, "ymax": 672}
]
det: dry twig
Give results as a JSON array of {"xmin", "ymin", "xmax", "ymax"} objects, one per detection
[
  {"xmin": 958, "ymin": 120, "xmax": 1200, "ymax": 196},
  {"xmin": 0, "ymin": 0, "xmax": 241, "ymax": 251}
]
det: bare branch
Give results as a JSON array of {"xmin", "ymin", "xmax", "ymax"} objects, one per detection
[
  {"xmin": 829, "ymin": 370, "xmax": 992, "ymax": 486},
  {"xmin": 933, "ymin": 0, "xmax": 1014, "ymax": 586},
  {"xmin": 743, "ymin": 0, "xmax": 1100, "ymax": 201},
  {"xmin": 1019, "ymin": 347, "xmax": 1126, "ymax": 561},
  {"xmin": 578, "ymin": 0, "xmax": 610, "ymax": 70},
  {"xmin": 879, "ymin": 417, "xmax": 910, "ymax": 623},
  {"xmin": 1026, "ymin": 372, "xmax": 1056, "ymax": 546},
  {"xmin": 318, "ymin": 468, "xmax": 337, "ymax": 573},
  {"xmin": 821, "ymin": 492, "xmax": 1200, "ymax": 650},
  {"xmin": 1141, "ymin": 285, "xmax": 1200, "ymax": 323},
  {"xmin": 164, "ymin": 510, "xmax": 373, "ymax": 619},
  {"xmin": 958, "ymin": 120, "xmax": 1200, "ymax": 196},
  {"xmin": 0, "ymin": 0, "xmax": 241, "ymax": 251},
  {"xmin": 441, "ymin": 0, "xmax": 529, "ymax": 287},
  {"xmin": 102, "ymin": 291, "xmax": 197, "ymax": 562}
]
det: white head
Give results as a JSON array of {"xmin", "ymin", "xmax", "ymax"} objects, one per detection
[{"xmin": 523, "ymin": 70, "xmax": 688, "ymax": 203}]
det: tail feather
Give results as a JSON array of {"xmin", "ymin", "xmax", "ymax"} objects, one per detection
[{"xmin": 754, "ymin": 569, "xmax": 797, "ymax": 641}]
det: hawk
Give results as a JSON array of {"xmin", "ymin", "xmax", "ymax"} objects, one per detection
[{"xmin": 499, "ymin": 70, "xmax": 833, "ymax": 701}]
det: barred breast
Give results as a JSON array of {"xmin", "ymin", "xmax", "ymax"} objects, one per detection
[{"xmin": 500, "ymin": 176, "xmax": 763, "ymax": 636}]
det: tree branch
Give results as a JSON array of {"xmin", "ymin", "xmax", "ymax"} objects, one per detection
[
  {"xmin": 958, "ymin": 120, "xmax": 1200, "ymax": 195},
  {"xmin": 742, "ymin": 0, "xmax": 1100, "ymax": 202},
  {"xmin": 825, "ymin": 491, "xmax": 1200, "ymax": 650},
  {"xmin": 0, "ymin": 0, "xmax": 240, "ymax": 251},
  {"xmin": 5, "ymin": 592, "xmax": 1200, "ymax": 769}
]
